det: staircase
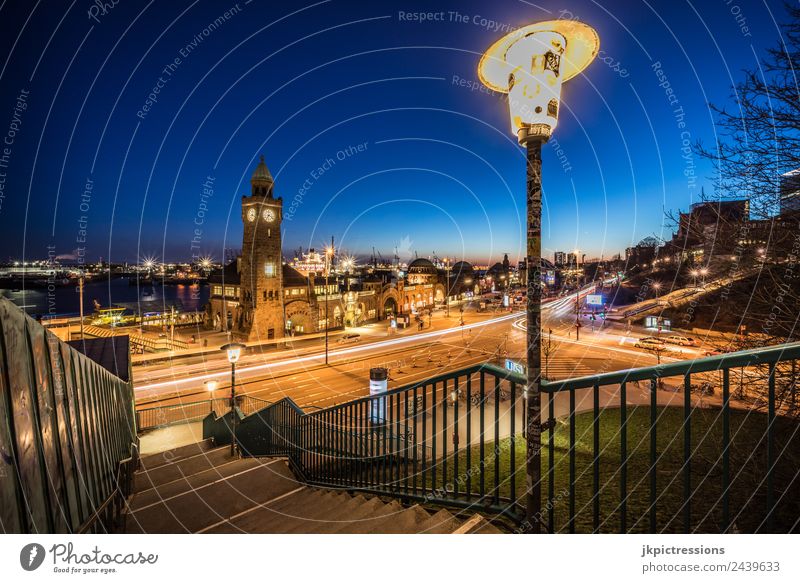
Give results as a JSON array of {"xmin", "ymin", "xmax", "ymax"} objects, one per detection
[{"xmin": 124, "ymin": 441, "xmax": 502, "ymax": 534}]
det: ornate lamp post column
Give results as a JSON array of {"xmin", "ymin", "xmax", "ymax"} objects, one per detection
[
  {"xmin": 221, "ymin": 342, "xmax": 245, "ymax": 456},
  {"xmin": 479, "ymin": 20, "xmax": 598, "ymax": 532}
]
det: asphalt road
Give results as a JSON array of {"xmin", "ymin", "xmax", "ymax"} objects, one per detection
[{"xmin": 133, "ymin": 286, "xmax": 716, "ymax": 413}]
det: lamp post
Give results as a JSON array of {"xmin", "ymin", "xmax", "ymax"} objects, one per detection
[
  {"xmin": 204, "ymin": 379, "xmax": 218, "ymax": 412},
  {"xmin": 690, "ymin": 269, "xmax": 699, "ymax": 288},
  {"xmin": 445, "ymin": 256, "xmax": 451, "ymax": 317},
  {"xmin": 325, "ymin": 243, "xmax": 334, "ymax": 365},
  {"xmin": 480, "ymin": 20, "xmax": 598, "ymax": 533},
  {"xmin": 220, "ymin": 342, "xmax": 245, "ymax": 456}
]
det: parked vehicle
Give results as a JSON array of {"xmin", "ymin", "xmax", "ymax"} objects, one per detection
[
  {"xmin": 635, "ymin": 337, "xmax": 667, "ymax": 350},
  {"xmin": 665, "ymin": 335, "xmax": 697, "ymax": 346},
  {"xmin": 337, "ymin": 333, "xmax": 361, "ymax": 344}
]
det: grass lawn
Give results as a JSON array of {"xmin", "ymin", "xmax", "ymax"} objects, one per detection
[{"xmin": 432, "ymin": 406, "xmax": 800, "ymax": 533}]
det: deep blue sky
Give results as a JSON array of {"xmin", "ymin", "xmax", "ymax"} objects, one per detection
[{"xmin": 0, "ymin": 0, "xmax": 788, "ymax": 265}]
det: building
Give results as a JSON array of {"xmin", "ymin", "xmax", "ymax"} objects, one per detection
[
  {"xmin": 625, "ymin": 239, "xmax": 658, "ymax": 267},
  {"xmin": 553, "ymin": 251, "xmax": 566, "ymax": 267},
  {"xmin": 207, "ymin": 157, "xmax": 452, "ymax": 339},
  {"xmin": 780, "ymin": 169, "xmax": 800, "ymax": 216},
  {"xmin": 207, "ymin": 156, "xmax": 324, "ymax": 340}
]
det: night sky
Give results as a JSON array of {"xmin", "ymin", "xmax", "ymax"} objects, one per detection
[{"xmin": 0, "ymin": 0, "xmax": 788, "ymax": 266}]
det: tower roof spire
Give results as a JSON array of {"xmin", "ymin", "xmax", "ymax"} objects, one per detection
[{"xmin": 250, "ymin": 154, "xmax": 274, "ymax": 197}]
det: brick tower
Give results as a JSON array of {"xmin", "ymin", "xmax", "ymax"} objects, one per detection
[{"xmin": 240, "ymin": 155, "xmax": 284, "ymax": 341}]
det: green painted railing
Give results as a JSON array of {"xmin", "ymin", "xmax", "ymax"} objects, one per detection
[
  {"xmin": 0, "ymin": 298, "xmax": 138, "ymax": 533},
  {"xmin": 204, "ymin": 341, "xmax": 800, "ymax": 533}
]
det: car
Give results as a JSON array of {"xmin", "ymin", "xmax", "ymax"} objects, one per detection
[
  {"xmin": 337, "ymin": 333, "xmax": 361, "ymax": 344},
  {"xmin": 703, "ymin": 349, "xmax": 723, "ymax": 357},
  {"xmin": 635, "ymin": 337, "xmax": 667, "ymax": 350},
  {"xmin": 664, "ymin": 335, "xmax": 697, "ymax": 346}
]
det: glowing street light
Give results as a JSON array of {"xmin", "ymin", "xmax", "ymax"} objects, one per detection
[
  {"xmin": 220, "ymin": 342, "xmax": 246, "ymax": 456},
  {"xmin": 324, "ymin": 241, "xmax": 334, "ymax": 365},
  {"xmin": 652, "ymin": 281, "xmax": 662, "ymax": 299},
  {"xmin": 479, "ymin": 19, "xmax": 598, "ymax": 533},
  {"xmin": 204, "ymin": 379, "xmax": 218, "ymax": 412}
]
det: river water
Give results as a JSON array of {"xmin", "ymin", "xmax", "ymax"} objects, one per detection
[{"xmin": 0, "ymin": 277, "xmax": 210, "ymax": 317}]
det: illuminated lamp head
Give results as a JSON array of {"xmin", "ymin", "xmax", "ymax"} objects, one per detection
[{"xmin": 478, "ymin": 20, "xmax": 599, "ymax": 144}]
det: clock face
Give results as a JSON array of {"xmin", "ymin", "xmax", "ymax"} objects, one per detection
[
  {"xmin": 246, "ymin": 208, "xmax": 256, "ymax": 222},
  {"xmin": 263, "ymin": 208, "xmax": 275, "ymax": 223}
]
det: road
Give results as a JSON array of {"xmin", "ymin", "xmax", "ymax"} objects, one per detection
[{"xmin": 133, "ymin": 286, "xmax": 716, "ymax": 413}]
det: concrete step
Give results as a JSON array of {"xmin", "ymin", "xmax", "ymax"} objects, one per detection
[
  {"xmin": 134, "ymin": 446, "xmax": 233, "ymax": 490},
  {"xmin": 137, "ymin": 439, "xmax": 216, "ymax": 471},
  {"xmin": 203, "ymin": 488, "xmax": 330, "ymax": 534},
  {"xmin": 125, "ymin": 446, "xmax": 508, "ymax": 534},
  {"xmin": 280, "ymin": 491, "xmax": 369, "ymax": 534},
  {"xmin": 359, "ymin": 500, "xmax": 426, "ymax": 534},
  {"xmin": 129, "ymin": 457, "xmax": 263, "ymax": 510},
  {"xmin": 323, "ymin": 495, "xmax": 393, "ymax": 534},
  {"xmin": 452, "ymin": 513, "xmax": 503, "ymax": 534},
  {"xmin": 418, "ymin": 508, "xmax": 463, "ymax": 534},
  {"xmin": 125, "ymin": 458, "xmax": 299, "ymax": 533}
]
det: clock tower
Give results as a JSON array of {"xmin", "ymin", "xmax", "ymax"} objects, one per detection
[{"xmin": 240, "ymin": 155, "xmax": 284, "ymax": 341}]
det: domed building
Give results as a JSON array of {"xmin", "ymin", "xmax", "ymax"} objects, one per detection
[
  {"xmin": 399, "ymin": 257, "xmax": 446, "ymax": 313},
  {"xmin": 406, "ymin": 257, "xmax": 438, "ymax": 285},
  {"xmin": 450, "ymin": 261, "xmax": 475, "ymax": 296}
]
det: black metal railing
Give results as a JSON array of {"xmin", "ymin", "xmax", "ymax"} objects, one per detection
[
  {"xmin": 540, "ymin": 342, "xmax": 800, "ymax": 534},
  {"xmin": 205, "ymin": 364, "xmax": 526, "ymax": 521},
  {"xmin": 201, "ymin": 341, "xmax": 800, "ymax": 533},
  {"xmin": 0, "ymin": 298, "xmax": 138, "ymax": 533},
  {"xmin": 137, "ymin": 395, "xmax": 272, "ymax": 431}
]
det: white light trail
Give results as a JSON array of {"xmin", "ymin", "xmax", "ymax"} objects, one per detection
[{"xmin": 136, "ymin": 310, "xmax": 524, "ymax": 392}]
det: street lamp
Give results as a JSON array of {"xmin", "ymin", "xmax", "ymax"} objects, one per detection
[
  {"xmin": 652, "ymin": 281, "xmax": 662, "ymax": 299},
  {"xmin": 324, "ymin": 244, "xmax": 334, "ymax": 365},
  {"xmin": 204, "ymin": 379, "xmax": 218, "ymax": 412},
  {"xmin": 690, "ymin": 269, "xmax": 699, "ymax": 287},
  {"xmin": 444, "ymin": 256, "xmax": 451, "ymax": 317},
  {"xmin": 220, "ymin": 342, "xmax": 245, "ymax": 456},
  {"xmin": 479, "ymin": 19, "xmax": 598, "ymax": 533}
]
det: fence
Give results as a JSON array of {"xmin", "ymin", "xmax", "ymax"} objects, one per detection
[
  {"xmin": 0, "ymin": 298, "xmax": 138, "ymax": 533},
  {"xmin": 137, "ymin": 395, "xmax": 272, "ymax": 431},
  {"xmin": 202, "ymin": 342, "xmax": 800, "ymax": 533}
]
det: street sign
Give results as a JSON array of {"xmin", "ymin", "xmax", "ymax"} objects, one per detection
[
  {"xmin": 504, "ymin": 358, "xmax": 526, "ymax": 375},
  {"xmin": 586, "ymin": 294, "xmax": 603, "ymax": 306}
]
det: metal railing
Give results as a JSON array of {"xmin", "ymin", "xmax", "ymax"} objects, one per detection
[
  {"xmin": 540, "ymin": 343, "xmax": 800, "ymax": 534},
  {"xmin": 137, "ymin": 395, "xmax": 272, "ymax": 431},
  {"xmin": 203, "ymin": 341, "xmax": 800, "ymax": 533},
  {"xmin": 0, "ymin": 298, "xmax": 138, "ymax": 533},
  {"xmin": 205, "ymin": 364, "xmax": 527, "ymax": 521}
]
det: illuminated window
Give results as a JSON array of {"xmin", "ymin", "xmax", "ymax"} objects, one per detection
[{"xmin": 265, "ymin": 263, "xmax": 275, "ymax": 277}]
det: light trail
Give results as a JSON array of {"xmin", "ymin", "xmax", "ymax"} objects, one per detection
[{"xmin": 136, "ymin": 310, "xmax": 523, "ymax": 392}]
